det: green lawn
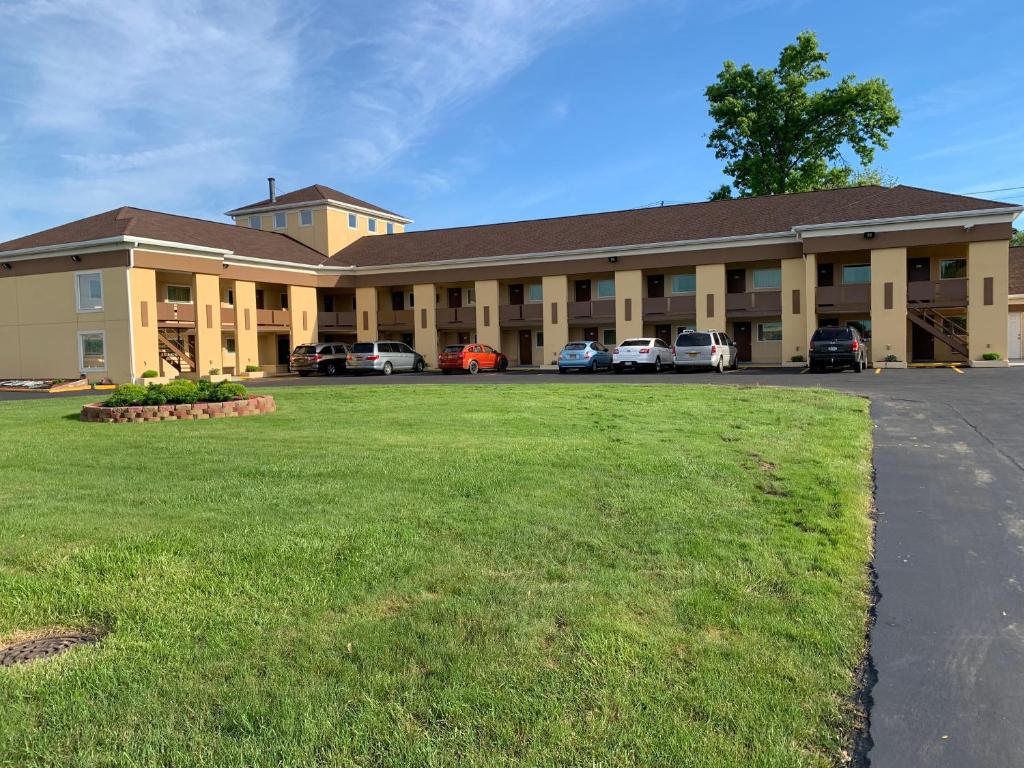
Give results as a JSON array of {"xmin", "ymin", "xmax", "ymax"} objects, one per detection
[{"xmin": 0, "ymin": 384, "xmax": 872, "ymax": 767}]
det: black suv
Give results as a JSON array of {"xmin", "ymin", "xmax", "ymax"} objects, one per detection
[{"xmin": 808, "ymin": 327, "xmax": 867, "ymax": 373}]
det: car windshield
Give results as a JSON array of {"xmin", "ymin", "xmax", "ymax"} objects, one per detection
[
  {"xmin": 564, "ymin": 343, "xmax": 588, "ymax": 350},
  {"xmin": 621, "ymin": 339, "xmax": 650, "ymax": 347},
  {"xmin": 294, "ymin": 345, "xmax": 317, "ymax": 354},
  {"xmin": 442, "ymin": 345, "xmax": 464, "ymax": 353},
  {"xmin": 352, "ymin": 343, "xmax": 375, "ymax": 353},
  {"xmin": 676, "ymin": 333, "xmax": 712, "ymax": 347},
  {"xmin": 812, "ymin": 328, "xmax": 853, "ymax": 341}
]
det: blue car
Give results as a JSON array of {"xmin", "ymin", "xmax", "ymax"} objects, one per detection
[{"xmin": 558, "ymin": 341, "xmax": 613, "ymax": 373}]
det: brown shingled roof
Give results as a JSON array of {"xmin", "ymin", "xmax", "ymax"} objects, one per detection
[
  {"xmin": 226, "ymin": 183, "xmax": 405, "ymax": 219},
  {"xmin": 1010, "ymin": 246, "xmax": 1024, "ymax": 294},
  {"xmin": 0, "ymin": 207, "xmax": 327, "ymax": 266},
  {"xmin": 329, "ymin": 185, "xmax": 1017, "ymax": 267}
]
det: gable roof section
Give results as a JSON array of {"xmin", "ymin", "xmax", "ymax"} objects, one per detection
[
  {"xmin": 0, "ymin": 207, "xmax": 327, "ymax": 266},
  {"xmin": 226, "ymin": 184, "xmax": 405, "ymax": 219},
  {"xmin": 329, "ymin": 185, "xmax": 1017, "ymax": 268},
  {"xmin": 1010, "ymin": 246, "xmax": 1024, "ymax": 295}
]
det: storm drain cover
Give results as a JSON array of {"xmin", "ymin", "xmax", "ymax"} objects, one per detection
[{"xmin": 0, "ymin": 633, "xmax": 97, "ymax": 667}]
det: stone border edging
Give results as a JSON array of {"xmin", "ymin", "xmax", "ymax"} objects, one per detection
[{"xmin": 80, "ymin": 395, "xmax": 276, "ymax": 423}]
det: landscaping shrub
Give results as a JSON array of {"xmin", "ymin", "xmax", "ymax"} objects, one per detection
[
  {"xmin": 790, "ymin": 355, "xmax": 804, "ymax": 363},
  {"xmin": 245, "ymin": 365, "xmax": 260, "ymax": 373},
  {"xmin": 982, "ymin": 352, "xmax": 1001, "ymax": 361},
  {"xmin": 208, "ymin": 368, "xmax": 221, "ymax": 376},
  {"xmin": 103, "ymin": 384, "xmax": 147, "ymax": 407},
  {"xmin": 142, "ymin": 385, "xmax": 168, "ymax": 406},
  {"xmin": 213, "ymin": 382, "xmax": 248, "ymax": 401},
  {"xmin": 884, "ymin": 354, "xmax": 899, "ymax": 362},
  {"xmin": 141, "ymin": 370, "xmax": 159, "ymax": 378},
  {"xmin": 161, "ymin": 380, "xmax": 200, "ymax": 405}
]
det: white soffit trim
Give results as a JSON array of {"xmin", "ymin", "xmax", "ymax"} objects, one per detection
[
  {"xmin": 0, "ymin": 235, "xmax": 130, "ymax": 261},
  {"xmin": 795, "ymin": 207, "xmax": 1023, "ymax": 239},
  {"xmin": 227, "ymin": 199, "xmax": 413, "ymax": 224}
]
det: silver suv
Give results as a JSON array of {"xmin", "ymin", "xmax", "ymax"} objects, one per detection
[
  {"xmin": 347, "ymin": 341, "xmax": 426, "ymax": 375},
  {"xmin": 672, "ymin": 330, "xmax": 738, "ymax": 373},
  {"xmin": 290, "ymin": 342, "xmax": 350, "ymax": 376}
]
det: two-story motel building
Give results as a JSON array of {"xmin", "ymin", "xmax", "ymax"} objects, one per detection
[{"xmin": 0, "ymin": 181, "xmax": 1021, "ymax": 383}]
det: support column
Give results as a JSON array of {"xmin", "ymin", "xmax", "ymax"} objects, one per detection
[
  {"xmin": 615, "ymin": 269, "xmax": 643, "ymax": 340},
  {"xmin": 541, "ymin": 274, "xmax": 568, "ymax": 367},
  {"xmin": 781, "ymin": 257, "xmax": 808, "ymax": 365},
  {"xmin": 287, "ymin": 285, "xmax": 318, "ymax": 350},
  {"xmin": 233, "ymin": 280, "xmax": 259, "ymax": 373},
  {"xmin": 128, "ymin": 267, "xmax": 159, "ymax": 380},
  {"xmin": 968, "ymin": 240, "xmax": 1009, "ymax": 364},
  {"xmin": 413, "ymin": 283, "xmax": 438, "ymax": 367},
  {"xmin": 802, "ymin": 253, "xmax": 818, "ymax": 350},
  {"xmin": 696, "ymin": 263, "xmax": 726, "ymax": 330},
  {"xmin": 474, "ymin": 279, "xmax": 501, "ymax": 350},
  {"xmin": 192, "ymin": 273, "xmax": 223, "ymax": 377},
  {"xmin": 355, "ymin": 285, "xmax": 378, "ymax": 342},
  {"xmin": 870, "ymin": 247, "xmax": 907, "ymax": 365}
]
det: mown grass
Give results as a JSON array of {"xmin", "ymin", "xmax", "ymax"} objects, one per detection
[{"xmin": 0, "ymin": 384, "xmax": 872, "ymax": 767}]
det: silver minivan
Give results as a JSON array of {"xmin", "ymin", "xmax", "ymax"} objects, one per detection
[
  {"xmin": 346, "ymin": 341, "xmax": 426, "ymax": 375},
  {"xmin": 672, "ymin": 330, "xmax": 738, "ymax": 373}
]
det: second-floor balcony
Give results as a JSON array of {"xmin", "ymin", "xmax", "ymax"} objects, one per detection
[
  {"xmin": 156, "ymin": 302, "xmax": 195, "ymax": 325},
  {"xmin": 378, "ymin": 309, "xmax": 414, "ymax": 329},
  {"xmin": 318, "ymin": 311, "xmax": 357, "ymax": 329},
  {"xmin": 726, "ymin": 290, "xmax": 782, "ymax": 315},
  {"xmin": 643, "ymin": 295, "xmax": 696, "ymax": 319},
  {"xmin": 257, "ymin": 309, "xmax": 291, "ymax": 328},
  {"xmin": 436, "ymin": 306, "xmax": 477, "ymax": 328},
  {"xmin": 498, "ymin": 303, "xmax": 543, "ymax": 325},
  {"xmin": 568, "ymin": 299, "xmax": 615, "ymax": 324},
  {"xmin": 816, "ymin": 284, "xmax": 871, "ymax": 313},
  {"xmin": 907, "ymin": 278, "xmax": 967, "ymax": 308}
]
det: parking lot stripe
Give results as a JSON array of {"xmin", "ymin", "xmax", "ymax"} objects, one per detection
[
  {"xmin": 875, "ymin": 368, "xmax": 882, "ymax": 374},
  {"xmin": 952, "ymin": 366, "xmax": 964, "ymax": 374}
]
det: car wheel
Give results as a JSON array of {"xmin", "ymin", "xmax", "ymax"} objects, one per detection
[
  {"xmin": 325, "ymin": 362, "xmax": 339, "ymax": 376},
  {"xmin": 382, "ymin": 361, "xmax": 394, "ymax": 376},
  {"xmin": 558, "ymin": 367, "xmax": 567, "ymax": 374},
  {"xmin": 497, "ymin": 358, "xmax": 508, "ymax": 372},
  {"xmin": 590, "ymin": 360, "xmax": 598, "ymax": 373},
  {"xmin": 414, "ymin": 359, "xmax": 425, "ymax": 373},
  {"xmin": 717, "ymin": 357, "xmax": 725, "ymax": 374},
  {"xmin": 853, "ymin": 358, "xmax": 863, "ymax": 373},
  {"xmin": 653, "ymin": 357, "xmax": 663, "ymax": 373},
  {"xmin": 731, "ymin": 354, "xmax": 739, "ymax": 370},
  {"xmin": 613, "ymin": 365, "xmax": 622, "ymax": 374},
  {"xmin": 468, "ymin": 360, "xmax": 479, "ymax": 375}
]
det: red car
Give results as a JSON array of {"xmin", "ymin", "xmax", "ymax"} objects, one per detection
[{"xmin": 438, "ymin": 344, "xmax": 509, "ymax": 374}]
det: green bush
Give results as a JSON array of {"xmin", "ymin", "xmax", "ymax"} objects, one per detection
[
  {"xmin": 202, "ymin": 381, "xmax": 248, "ymax": 402},
  {"xmin": 790, "ymin": 355, "xmax": 804, "ymax": 363},
  {"xmin": 981, "ymin": 352, "xmax": 1002, "ymax": 361},
  {"xmin": 103, "ymin": 384, "xmax": 147, "ymax": 407},
  {"xmin": 141, "ymin": 370, "xmax": 159, "ymax": 378},
  {"xmin": 142, "ymin": 385, "xmax": 167, "ymax": 406},
  {"xmin": 884, "ymin": 354, "xmax": 899, "ymax": 363},
  {"xmin": 244, "ymin": 365, "xmax": 260, "ymax": 373},
  {"xmin": 161, "ymin": 380, "xmax": 200, "ymax": 405},
  {"xmin": 208, "ymin": 368, "xmax": 221, "ymax": 376}
]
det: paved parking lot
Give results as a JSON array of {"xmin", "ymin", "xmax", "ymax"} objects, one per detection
[{"xmin": 3, "ymin": 365, "xmax": 1022, "ymax": 766}]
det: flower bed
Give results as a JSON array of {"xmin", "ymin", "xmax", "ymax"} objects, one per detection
[{"xmin": 81, "ymin": 395, "xmax": 276, "ymax": 423}]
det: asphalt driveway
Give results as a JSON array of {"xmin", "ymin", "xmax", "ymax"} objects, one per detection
[{"xmin": 3, "ymin": 366, "xmax": 1022, "ymax": 765}]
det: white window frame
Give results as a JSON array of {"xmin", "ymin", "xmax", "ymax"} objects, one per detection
[
  {"xmin": 77, "ymin": 330, "xmax": 107, "ymax": 373},
  {"xmin": 596, "ymin": 278, "xmax": 615, "ymax": 299},
  {"xmin": 527, "ymin": 283, "xmax": 543, "ymax": 303},
  {"xmin": 75, "ymin": 270, "xmax": 104, "ymax": 313},
  {"xmin": 166, "ymin": 284, "xmax": 193, "ymax": 304},
  {"xmin": 756, "ymin": 322, "xmax": 783, "ymax": 342},
  {"xmin": 386, "ymin": 221, "xmax": 395, "ymax": 234},
  {"xmin": 939, "ymin": 258, "xmax": 967, "ymax": 280},
  {"xmin": 752, "ymin": 268, "xmax": 782, "ymax": 291},
  {"xmin": 535, "ymin": 331, "xmax": 544, "ymax": 348},
  {"xmin": 248, "ymin": 215, "xmax": 261, "ymax": 229},
  {"xmin": 299, "ymin": 209, "xmax": 313, "ymax": 227},
  {"xmin": 367, "ymin": 218, "xmax": 377, "ymax": 233},
  {"xmin": 670, "ymin": 274, "xmax": 696, "ymax": 295},
  {"xmin": 273, "ymin": 212, "xmax": 287, "ymax": 229},
  {"xmin": 348, "ymin": 212, "xmax": 358, "ymax": 229},
  {"xmin": 466, "ymin": 288, "xmax": 476, "ymax": 306}
]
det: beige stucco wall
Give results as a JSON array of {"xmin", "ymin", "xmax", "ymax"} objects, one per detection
[
  {"xmin": 287, "ymin": 284, "xmax": 318, "ymax": 350},
  {"xmin": 413, "ymin": 283, "xmax": 438, "ymax": 366},
  {"xmin": 614, "ymin": 269, "xmax": 643, "ymax": 340},
  {"xmin": 233, "ymin": 280, "xmax": 259, "ymax": 372},
  {"xmin": 696, "ymin": 263, "xmax": 726, "ymax": 330},
  {"xmin": 236, "ymin": 206, "xmax": 405, "ymax": 257},
  {"xmin": 781, "ymin": 257, "xmax": 808, "ymax": 361},
  {"xmin": 128, "ymin": 267, "xmax": 160, "ymax": 378},
  {"xmin": 870, "ymin": 247, "xmax": 907, "ymax": 364},
  {"xmin": 541, "ymin": 274, "xmax": 568, "ymax": 366},
  {"xmin": 192, "ymin": 273, "xmax": 223, "ymax": 375},
  {"xmin": 355, "ymin": 285, "xmax": 379, "ymax": 342},
  {"xmin": 474, "ymin": 279, "xmax": 501, "ymax": 350},
  {"xmin": 0, "ymin": 266, "xmax": 132, "ymax": 382},
  {"xmin": 968, "ymin": 240, "xmax": 1009, "ymax": 362}
]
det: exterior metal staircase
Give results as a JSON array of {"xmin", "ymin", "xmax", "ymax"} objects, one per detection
[
  {"xmin": 907, "ymin": 304, "xmax": 968, "ymax": 358},
  {"xmin": 158, "ymin": 331, "xmax": 194, "ymax": 374}
]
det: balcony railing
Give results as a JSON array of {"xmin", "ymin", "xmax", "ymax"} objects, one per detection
[
  {"xmin": 568, "ymin": 299, "xmax": 615, "ymax": 323},
  {"xmin": 256, "ymin": 309, "xmax": 291, "ymax": 327},
  {"xmin": 816, "ymin": 284, "xmax": 871, "ymax": 312},
  {"xmin": 318, "ymin": 311, "xmax": 357, "ymax": 329},
  {"xmin": 907, "ymin": 278, "xmax": 967, "ymax": 308},
  {"xmin": 726, "ymin": 290, "xmax": 782, "ymax": 315},
  {"xmin": 436, "ymin": 306, "xmax": 477, "ymax": 327},
  {"xmin": 377, "ymin": 309, "xmax": 414, "ymax": 328},
  {"xmin": 221, "ymin": 307, "xmax": 236, "ymax": 326},
  {"xmin": 643, "ymin": 295, "xmax": 696, "ymax": 318},
  {"xmin": 156, "ymin": 302, "xmax": 195, "ymax": 324},
  {"xmin": 498, "ymin": 304, "xmax": 543, "ymax": 325}
]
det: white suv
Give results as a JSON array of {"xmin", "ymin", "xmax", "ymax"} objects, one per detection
[
  {"xmin": 672, "ymin": 330, "xmax": 738, "ymax": 373},
  {"xmin": 612, "ymin": 337, "xmax": 672, "ymax": 373}
]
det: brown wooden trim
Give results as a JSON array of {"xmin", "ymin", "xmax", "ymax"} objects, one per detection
[
  {"xmin": 791, "ymin": 289, "xmax": 800, "ymax": 315},
  {"xmin": 140, "ymin": 300, "xmax": 149, "ymax": 327},
  {"xmin": 244, "ymin": 308, "xmax": 251, "ymax": 331},
  {"xmin": 803, "ymin": 222, "xmax": 1011, "ymax": 255},
  {"xmin": 362, "ymin": 310, "xmax": 369, "ymax": 331},
  {"xmin": 624, "ymin": 297, "xmax": 632, "ymax": 322},
  {"xmin": 483, "ymin": 305, "xmax": 490, "ymax": 326},
  {"xmin": 420, "ymin": 308, "xmax": 427, "ymax": 329},
  {"xmin": 550, "ymin": 301, "xmax": 558, "ymax": 324},
  {"xmin": 302, "ymin": 310, "xmax": 308, "ymax": 331},
  {"xmin": 884, "ymin": 282, "xmax": 893, "ymax": 310},
  {"xmin": 984, "ymin": 276, "xmax": 994, "ymax": 305},
  {"xmin": 205, "ymin": 304, "xmax": 213, "ymax": 328},
  {"xmin": 0, "ymin": 250, "xmax": 129, "ymax": 279},
  {"xmin": 706, "ymin": 293, "xmax": 714, "ymax": 318}
]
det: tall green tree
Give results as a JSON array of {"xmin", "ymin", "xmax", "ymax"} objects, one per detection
[{"xmin": 705, "ymin": 31, "xmax": 900, "ymax": 199}]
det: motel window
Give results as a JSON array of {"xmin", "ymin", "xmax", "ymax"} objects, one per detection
[
  {"xmin": 603, "ymin": 329, "xmax": 616, "ymax": 346},
  {"xmin": 387, "ymin": 221, "xmax": 395, "ymax": 234},
  {"xmin": 596, "ymin": 279, "xmax": 615, "ymax": 298},
  {"xmin": 940, "ymin": 258, "xmax": 967, "ymax": 279},
  {"xmin": 273, "ymin": 212, "xmax": 287, "ymax": 229},
  {"xmin": 368, "ymin": 218, "xmax": 377, "ymax": 233},
  {"xmin": 757, "ymin": 322, "xmax": 783, "ymax": 342},
  {"xmin": 670, "ymin": 273, "xmax": 696, "ymax": 294},
  {"xmin": 75, "ymin": 272, "xmax": 103, "ymax": 312},
  {"xmin": 466, "ymin": 288, "xmax": 476, "ymax": 305},
  {"xmin": 527, "ymin": 283, "xmax": 543, "ymax": 302},
  {"xmin": 847, "ymin": 319, "xmax": 872, "ymax": 340},
  {"xmin": 280, "ymin": 292, "xmax": 289, "ymax": 310},
  {"xmin": 299, "ymin": 209, "xmax": 313, "ymax": 227},
  {"xmin": 536, "ymin": 331, "xmax": 544, "ymax": 347},
  {"xmin": 348, "ymin": 213, "xmax": 358, "ymax": 229},
  {"xmin": 752, "ymin": 268, "xmax": 782, "ymax": 290},
  {"xmin": 248, "ymin": 215, "xmax": 261, "ymax": 229},
  {"xmin": 167, "ymin": 285, "xmax": 192, "ymax": 303},
  {"xmin": 842, "ymin": 264, "xmax": 871, "ymax": 284},
  {"xmin": 409, "ymin": 292, "xmax": 415, "ymax": 308},
  {"xmin": 225, "ymin": 337, "xmax": 236, "ymax": 354},
  {"xmin": 78, "ymin": 331, "xmax": 106, "ymax": 372}
]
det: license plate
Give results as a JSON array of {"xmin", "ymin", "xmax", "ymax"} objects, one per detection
[
  {"xmin": 625, "ymin": 361, "xmax": 634, "ymax": 366},
  {"xmin": 688, "ymin": 351, "xmax": 698, "ymax": 356},
  {"xmin": 828, "ymin": 346, "xmax": 838, "ymax": 351},
  {"xmin": 569, "ymin": 354, "xmax": 577, "ymax": 359}
]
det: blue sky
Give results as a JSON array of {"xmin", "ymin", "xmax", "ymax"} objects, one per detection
[{"xmin": 0, "ymin": 0, "xmax": 1022, "ymax": 242}]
